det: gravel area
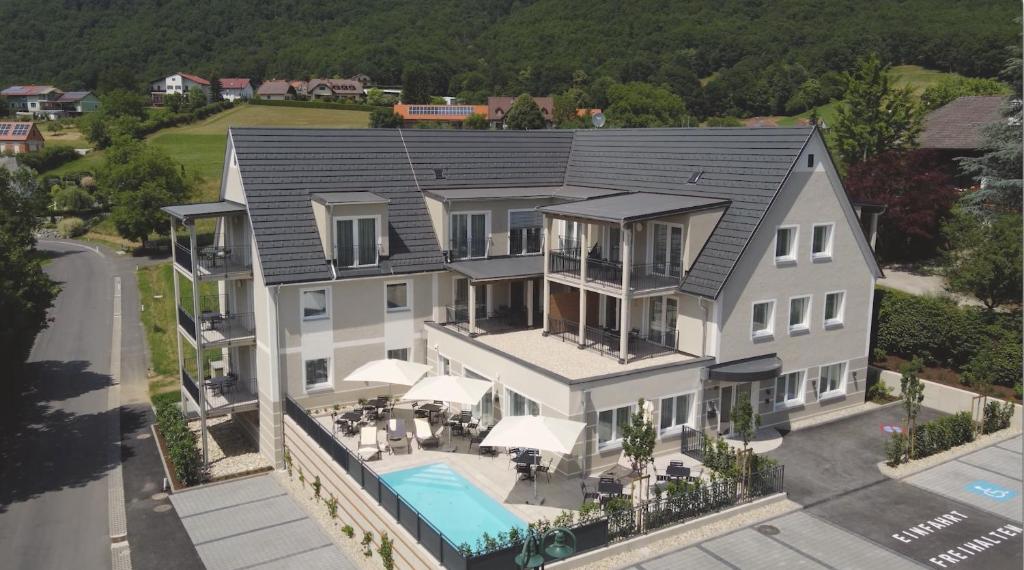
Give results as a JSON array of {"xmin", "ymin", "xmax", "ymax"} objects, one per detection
[
  {"xmin": 879, "ymin": 427, "xmax": 1023, "ymax": 480},
  {"xmin": 787, "ymin": 401, "xmax": 885, "ymax": 431},
  {"xmin": 558, "ymin": 497, "xmax": 802, "ymax": 570},
  {"xmin": 190, "ymin": 416, "xmax": 271, "ymax": 481},
  {"xmin": 273, "ymin": 470, "xmax": 378, "ymax": 570}
]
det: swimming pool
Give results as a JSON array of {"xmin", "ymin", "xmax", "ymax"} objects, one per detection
[{"xmin": 379, "ymin": 463, "xmax": 525, "ymax": 546}]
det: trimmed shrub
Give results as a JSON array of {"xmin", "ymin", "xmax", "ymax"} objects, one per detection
[
  {"xmin": 18, "ymin": 145, "xmax": 80, "ymax": 172},
  {"xmin": 249, "ymin": 98, "xmax": 386, "ymax": 112},
  {"xmin": 885, "ymin": 433, "xmax": 907, "ymax": 467},
  {"xmin": 910, "ymin": 412, "xmax": 975, "ymax": 460},
  {"xmin": 982, "ymin": 400, "xmax": 1015, "ymax": 434},
  {"xmin": 963, "ymin": 326, "xmax": 1023, "ymax": 389},
  {"xmin": 56, "ymin": 216, "xmax": 86, "ymax": 237},
  {"xmin": 155, "ymin": 400, "xmax": 202, "ymax": 485}
]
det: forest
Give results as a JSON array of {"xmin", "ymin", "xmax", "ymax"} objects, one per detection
[{"xmin": 0, "ymin": 0, "xmax": 1016, "ymax": 118}]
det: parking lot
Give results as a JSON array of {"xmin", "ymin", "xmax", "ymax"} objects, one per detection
[{"xmin": 629, "ymin": 408, "xmax": 1022, "ymax": 570}]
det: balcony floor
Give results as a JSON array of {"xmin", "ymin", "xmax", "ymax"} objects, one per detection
[{"xmin": 469, "ymin": 327, "xmax": 698, "ymax": 381}]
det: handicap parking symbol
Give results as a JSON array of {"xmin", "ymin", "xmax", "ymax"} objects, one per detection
[
  {"xmin": 964, "ymin": 480, "xmax": 1018, "ymax": 502},
  {"xmin": 881, "ymin": 424, "xmax": 903, "ymax": 434}
]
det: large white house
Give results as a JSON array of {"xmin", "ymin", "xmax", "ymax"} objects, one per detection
[
  {"xmin": 219, "ymin": 78, "xmax": 254, "ymax": 102},
  {"xmin": 164, "ymin": 127, "xmax": 882, "ymax": 476},
  {"xmin": 150, "ymin": 72, "xmax": 209, "ymax": 106}
]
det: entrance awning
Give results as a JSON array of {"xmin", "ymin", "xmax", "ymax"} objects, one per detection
[
  {"xmin": 446, "ymin": 255, "xmax": 544, "ymax": 283},
  {"xmin": 161, "ymin": 201, "xmax": 247, "ymax": 223},
  {"xmin": 706, "ymin": 353, "xmax": 783, "ymax": 382}
]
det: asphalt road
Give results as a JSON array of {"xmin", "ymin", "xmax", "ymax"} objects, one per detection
[{"xmin": 0, "ymin": 241, "xmax": 118, "ymax": 569}]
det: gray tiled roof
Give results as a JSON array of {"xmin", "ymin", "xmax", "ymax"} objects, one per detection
[
  {"xmin": 920, "ymin": 96, "xmax": 1005, "ymax": 150},
  {"xmin": 232, "ymin": 127, "xmax": 814, "ymax": 297},
  {"xmin": 563, "ymin": 128, "xmax": 813, "ymax": 297},
  {"xmin": 539, "ymin": 192, "xmax": 728, "ymax": 223}
]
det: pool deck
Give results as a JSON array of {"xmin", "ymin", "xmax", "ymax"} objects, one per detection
[{"xmin": 314, "ymin": 404, "xmax": 709, "ymax": 525}]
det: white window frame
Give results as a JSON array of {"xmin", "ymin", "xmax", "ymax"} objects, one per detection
[
  {"xmin": 300, "ymin": 287, "xmax": 330, "ymax": 322},
  {"xmin": 302, "ymin": 356, "xmax": 333, "ymax": 393},
  {"xmin": 449, "ymin": 210, "xmax": 491, "ymax": 259},
  {"xmin": 647, "ymin": 221, "xmax": 686, "ymax": 277},
  {"xmin": 774, "ymin": 225, "xmax": 798, "ymax": 264},
  {"xmin": 597, "ymin": 402, "xmax": 635, "ymax": 450},
  {"xmin": 658, "ymin": 392, "xmax": 696, "ymax": 436},
  {"xmin": 464, "ymin": 365, "xmax": 494, "ymax": 423},
  {"xmin": 504, "ymin": 387, "xmax": 540, "ymax": 417},
  {"xmin": 823, "ymin": 290, "xmax": 846, "ymax": 328},
  {"xmin": 818, "ymin": 361, "xmax": 847, "ymax": 400},
  {"xmin": 788, "ymin": 294, "xmax": 811, "ymax": 334},
  {"xmin": 811, "ymin": 223, "xmax": 834, "ymax": 261},
  {"xmin": 644, "ymin": 295, "xmax": 679, "ymax": 347},
  {"xmin": 751, "ymin": 299, "xmax": 775, "ymax": 339},
  {"xmin": 436, "ymin": 352, "xmax": 452, "ymax": 375},
  {"xmin": 333, "ymin": 214, "xmax": 380, "ymax": 267},
  {"xmin": 385, "ymin": 280, "xmax": 411, "ymax": 313},
  {"xmin": 774, "ymin": 370, "xmax": 806, "ymax": 410},
  {"xmin": 507, "ymin": 208, "xmax": 543, "ymax": 256}
]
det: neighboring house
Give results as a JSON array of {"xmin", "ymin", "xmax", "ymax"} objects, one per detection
[
  {"xmin": 150, "ymin": 72, "xmax": 210, "ymax": 106},
  {"xmin": 920, "ymin": 96, "xmax": 1005, "ymax": 153},
  {"xmin": 487, "ymin": 95, "xmax": 555, "ymax": 128},
  {"xmin": 307, "ymin": 78, "xmax": 364, "ymax": 101},
  {"xmin": 1, "ymin": 85, "xmax": 63, "ymax": 116},
  {"xmin": 288, "ymin": 80, "xmax": 308, "ymax": 99},
  {"xmin": 0, "ymin": 122, "xmax": 44, "ymax": 154},
  {"xmin": 393, "ymin": 103, "xmax": 488, "ymax": 127},
  {"xmin": 219, "ymin": 78, "xmax": 254, "ymax": 101},
  {"xmin": 349, "ymin": 73, "xmax": 373, "ymax": 87},
  {"xmin": 55, "ymin": 91, "xmax": 101, "ymax": 115},
  {"xmin": 256, "ymin": 80, "xmax": 297, "ymax": 100},
  {"xmin": 164, "ymin": 127, "xmax": 881, "ymax": 477}
]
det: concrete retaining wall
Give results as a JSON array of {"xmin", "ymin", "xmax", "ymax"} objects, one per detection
[
  {"xmin": 876, "ymin": 368, "xmax": 1022, "ymax": 430},
  {"xmin": 283, "ymin": 417, "xmax": 440, "ymax": 570}
]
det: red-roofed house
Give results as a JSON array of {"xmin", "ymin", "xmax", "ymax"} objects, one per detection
[
  {"xmin": 150, "ymin": 72, "xmax": 210, "ymax": 106},
  {"xmin": 487, "ymin": 96, "xmax": 555, "ymax": 128},
  {"xmin": 1, "ymin": 85, "xmax": 63, "ymax": 115},
  {"xmin": 0, "ymin": 122, "xmax": 44, "ymax": 154},
  {"xmin": 219, "ymin": 78, "xmax": 254, "ymax": 101}
]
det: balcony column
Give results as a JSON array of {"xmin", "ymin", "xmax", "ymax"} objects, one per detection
[
  {"xmin": 189, "ymin": 221, "xmax": 209, "ymax": 466},
  {"xmin": 171, "ymin": 217, "xmax": 186, "ymax": 407},
  {"xmin": 526, "ymin": 279, "xmax": 535, "ymax": 327},
  {"xmin": 577, "ymin": 221, "xmax": 588, "ymax": 347},
  {"xmin": 619, "ymin": 224, "xmax": 633, "ymax": 364},
  {"xmin": 468, "ymin": 282, "xmax": 477, "ymax": 336},
  {"xmin": 542, "ymin": 215, "xmax": 553, "ymax": 335},
  {"xmin": 542, "ymin": 278, "xmax": 551, "ymax": 335}
]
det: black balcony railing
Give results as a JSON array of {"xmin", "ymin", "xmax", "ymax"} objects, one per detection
[
  {"xmin": 178, "ymin": 306, "xmax": 196, "ymax": 339},
  {"xmin": 549, "ymin": 248, "xmax": 581, "ymax": 277},
  {"xmin": 629, "ymin": 263, "xmax": 682, "ymax": 291},
  {"xmin": 548, "ymin": 317, "xmax": 677, "ymax": 361},
  {"xmin": 334, "ymin": 244, "xmax": 379, "ymax": 269},
  {"xmin": 195, "ymin": 242, "xmax": 251, "ymax": 276},
  {"xmin": 199, "ymin": 311, "xmax": 256, "ymax": 344},
  {"xmin": 586, "ymin": 256, "xmax": 623, "ymax": 286},
  {"xmin": 509, "ymin": 229, "xmax": 543, "ymax": 256},
  {"xmin": 444, "ymin": 305, "xmax": 472, "ymax": 334},
  {"xmin": 174, "ymin": 242, "xmax": 193, "ymax": 272}
]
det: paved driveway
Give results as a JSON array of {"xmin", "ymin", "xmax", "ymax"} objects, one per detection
[{"xmin": 171, "ymin": 475, "xmax": 357, "ymax": 570}]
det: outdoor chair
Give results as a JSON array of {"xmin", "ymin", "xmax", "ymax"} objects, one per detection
[
  {"xmin": 535, "ymin": 458, "xmax": 553, "ymax": 483},
  {"xmin": 581, "ymin": 482, "xmax": 600, "ymax": 503},
  {"xmin": 414, "ymin": 418, "xmax": 440, "ymax": 448},
  {"xmin": 357, "ymin": 426, "xmax": 382, "ymax": 461}
]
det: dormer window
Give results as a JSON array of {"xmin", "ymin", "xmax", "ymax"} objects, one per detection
[
  {"xmin": 335, "ymin": 216, "xmax": 379, "ymax": 267},
  {"xmin": 450, "ymin": 212, "xmax": 488, "ymax": 259}
]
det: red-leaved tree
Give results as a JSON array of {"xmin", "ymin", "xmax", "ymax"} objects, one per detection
[{"xmin": 843, "ymin": 150, "xmax": 958, "ymax": 262}]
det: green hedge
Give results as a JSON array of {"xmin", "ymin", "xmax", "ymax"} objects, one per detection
[
  {"xmin": 982, "ymin": 400, "xmax": 1016, "ymax": 434},
  {"xmin": 155, "ymin": 400, "xmax": 202, "ymax": 486},
  {"xmin": 139, "ymin": 100, "xmax": 234, "ymax": 136},
  {"xmin": 248, "ymin": 98, "xmax": 386, "ymax": 112},
  {"xmin": 911, "ymin": 411, "xmax": 975, "ymax": 459},
  {"xmin": 875, "ymin": 287, "xmax": 1022, "ymax": 387}
]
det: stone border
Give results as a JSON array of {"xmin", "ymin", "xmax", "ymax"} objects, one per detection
[
  {"xmin": 878, "ymin": 428, "xmax": 1023, "ymax": 480},
  {"xmin": 548, "ymin": 493, "xmax": 797, "ymax": 569}
]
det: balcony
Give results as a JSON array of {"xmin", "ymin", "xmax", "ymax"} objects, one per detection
[
  {"xmin": 547, "ymin": 241, "xmax": 682, "ymax": 293},
  {"xmin": 547, "ymin": 317, "xmax": 680, "ymax": 362},
  {"xmin": 175, "ymin": 242, "xmax": 252, "ymax": 280},
  {"xmin": 178, "ymin": 296, "xmax": 256, "ymax": 348},
  {"xmin": 182, "ymin": 369, "xmax": 258, "ymax": 418},
  {"xmin": 443, "ymin": 304, "xmax": 537, "ymax": 336}
]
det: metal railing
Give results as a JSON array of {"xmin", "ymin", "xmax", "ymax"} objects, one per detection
[
  {"xmin": 178, "ymin": 307, "xmax": 196, "ymax": 339},
  {"xmin": 586, "ymin": 257, "xmax": 624, "ymax": 286},
  {"xmin": 444, "ymin": 305, "xmax": 472, "ymax": 334},
  {"xmin": 174, "ymin": 242, "xmax": 193, "ymax": 272},
  {"xmin": 199, "ymin": 311, "xmax": 256, "ymax": 344},
  {"xmin": 548, "ymin": 318, "xmax": 677, "ymax": 361},
  {"xmin": 181, "ymin": 369, "xmax": 257, "ymax": 411},
  {"xmin": 679, "ymin": 425, "xmax": 706, "ymax": 461},
  {"xmin": 549, "ymin": 249, "xmax": 581, "ymax": 277},
  {"xmin": 334, "ymin": 244, "xmax": 379, "ymax": 269},
  {"xmin": 629, "ymin": 263, "xmax": 682, "ymax": 291},
  {"xmin": 509, "ymin": 230, "xmax": 543, "ymax": 256},
  {"xmin": 194, "ymin": 242, "xmax": 251, "ymax": 277}
]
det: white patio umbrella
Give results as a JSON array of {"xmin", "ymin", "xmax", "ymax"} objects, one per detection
[
  {"xmin": 342, "ymin": 359, "xmax": 430, "ymax": 397},
  {"xmin": 480, "ymin": 415, "xmax": 586, "ymax": 503},
  {"xmin": 401, "ymin": 375, "xmax": 492, "ymax": 451}
]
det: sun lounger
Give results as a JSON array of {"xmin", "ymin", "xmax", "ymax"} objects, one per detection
[
  {"xmin": 357, "ymin": 426, "xmax": 382, "ymax": 460},
  {"xmin": 414, "ymin": 418, "xmax": 440, "ymax": 448}
]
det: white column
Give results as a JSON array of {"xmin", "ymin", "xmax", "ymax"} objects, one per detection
[
  {"xmin": 526, "ymin": 279, "xmax": 535, "ymax": 327},
  {"xmin": 577, "ymin": 222, "xmax": 588, "ymax": 346},
  {"xmin": 542, "ymin": 278, "xmax": 551, "ymax": 334},
  {"xmin": 619, "ymin": 225, "xmax": 633, "ymax": 363},
  {"xmin": 486, "ymin": 283, "xmax": 494, "ymax": 317},
  {"xmin": 868, "ymin": 213, "xmax": 879, "ymax": 250},
  {"xmin": 468, "ymin": 282, "xmax": 477, "ymax": 335},
  {"xmin": 189, "ymin": 222, "xmax": 209, "ymax": 466}
]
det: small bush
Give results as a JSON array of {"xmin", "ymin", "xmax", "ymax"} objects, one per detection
[
  {"xmin": 361, "ymin": 531, "xmax": 374, "ymax": 557},
  {"xmin": 324, "ymin": 493, "xmax": 338, "ymax": 518},
  {"xmin": 56, "ymin": 216, "xmax": 86, "ymax": 237},
  {"xmin": 885, "ymin": 433, "xmax": 907, "ymax": 467},
  {"xmin": 867, "ymin": 380, "xmax": 896, "ymax": 404},
  {"xmin": 312, "ymin": 474, "xmax": 322, "ymax": 499},
  {"xmin": 377, "ymin": 533, "xmax": 394, "ymax": 570},
  {"xmin": 982, "ymin": 400, "xmax": 1015, "ymax": 434},
  {"xmin": 341, "ymin": 525, "xmax": 354, "ymax": 539},
  {"xmin": 18, "ymin": 145, "xmax": 80, "ymax": 172},
  {"xmin": 154, "ymin": 400, "xmax": 202, "ymax": 485}
]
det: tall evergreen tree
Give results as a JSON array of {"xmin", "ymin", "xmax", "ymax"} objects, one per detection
[
  {"xmin": 831, "ymin": 54, "xmax": 922, "ymax": 168},
  {"xmin": 400, "ymin": 68, "xmax": 432, "ymax": 104},
  {"xmin": 503, "ymin": 94, "xmax": 546, "ymax": 130},
  {"xmin": 209, "ymin": 76, "xmax": 222, "ymax": 102}
]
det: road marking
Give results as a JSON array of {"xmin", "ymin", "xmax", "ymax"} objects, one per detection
[
  {"xmin": 107, "ymin": 276, "xmax": 132, "ymax": 569},
  {"xmin": 964, "ymin": 480, "xmax": 1018, "ymax": 502},
  {"xmin": 38, "ymin": 238, "xmax": 105, "ymax": 258}
]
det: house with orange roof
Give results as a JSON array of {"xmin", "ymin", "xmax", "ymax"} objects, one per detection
[
  {"xmin": 392, "ymin": 103, "xmax": 488, "ymax": 127},
  {"xmin": 219, "ymin": 78, "xmax": 255, "ymax": 101},
  {"xmin": 0, "ymin": 122, "xmax": 44, "ymax": 154}
]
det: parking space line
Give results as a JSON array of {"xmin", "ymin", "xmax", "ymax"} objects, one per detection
[
  {"xmin": 763, "ymin": 531, "xmax": 840, "ymax": 569},
  {"xmin": 956, "ymin": 457, "xmax": 1022, "ymax": 482},
  {"xmin": 696, "ymin": 545, "xmax": 742, "ymax": 570},
  {"xmin": 797, "ymin": 511, "xmax": 927, "ymax": 569}
]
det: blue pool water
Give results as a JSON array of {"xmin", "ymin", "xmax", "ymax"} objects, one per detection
[{"xmin": 380, "ymin": 463, "xmax": 525, "ymax": 546}]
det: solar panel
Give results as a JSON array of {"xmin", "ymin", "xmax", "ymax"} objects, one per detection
[
  {"xmin": 0, "ymin": 124, "xmax": 10, "ymax": 136},
  {"xmin": 12, "ymin": 124, "xmax": 30, "ymax": 136}
]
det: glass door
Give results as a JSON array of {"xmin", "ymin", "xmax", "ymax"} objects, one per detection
[
  {"xmin": 451, "ymin": 213, "xmax": 488, "ymax": 259},
  {"xmin": 651, "ymin": 223, "xmax": 684, "ymax": 277}
]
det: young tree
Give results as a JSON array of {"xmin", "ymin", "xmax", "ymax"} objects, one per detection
[
  {"xmin": 368, "ymin": 109, "xmax": 403, "ymax": 128},
  {"xmin": 400, "ymin": 68, "xmax": 432, "ymax": 104},
  {"xmin": 504, "ymin": 94, "xmax": 546, "ymax": 130},
  {"xmin": 900, "ymin": 358, "xmax": 926, "ymax": 460},
  {"xmin": 732, "ymin": 393, "xmax": 761, "ymax": 449},
  {"xmin": 606, "ymin": 82, "xmax": 690, "ymax": 128},
  {"xmin": 97, "ymin": 141, "xmax": 193, "ymax": 248},
  {"xmin": 462, "ymin": 113, "xmax": 489, "ymax": 130},
  {"xmin": 941, "ymin": 209, "xmax": 1023, "ymax": 310},
  {"xmin": 209, "ymin": 77, "xmax": 222, "ymax": 102},
  {"xmin": 831, "ymin": 54, "xmax": 922, "ymax": 168},
  {"xmin": 843, "ymin": 150, "xmax": 959, "ymax": 261},
  {"xmin": 163, "ymin": 92, "xmax": 185, "ymax": 113},
  {"xmin": 622, "ymin": 398, "xmax": 656, "ymax": 499},
  {"xmin": 186, "ymin": 86, "xmax": 208, "ymax": 112}
]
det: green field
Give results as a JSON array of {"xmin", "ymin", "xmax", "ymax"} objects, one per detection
[{"xmin": 41, "ymin": 104, "xmax": 371, "ymax": 200}]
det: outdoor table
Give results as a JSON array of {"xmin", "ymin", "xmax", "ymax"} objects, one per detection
[
  {"xmin": 598, "ymin": 479, "xmax": 624, "ymax": 496},
  {"xmin": 204, "ymin": 375, "xmax": 231, "ymax": 395},
  {"xmin": 513, "ymin": 449, "xmax": 539, "ymax": 466},
  {"xmin": 419, "ymin": 403, "xmax": 443, "ymax": 423},
  {"xmin": 340, "ymin": 411, "xmax": 362, "ymax": 422},
  {"xmin": 666, "ymin": 464, "xmax": 691, "ymax": 480},
  {"xmin": 368, "ymin": 397, "xmax": 389, "ymax": 409},
  {"xmin": 201, "ymin": 311, "xmax": 223, "ymax": 330}
]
